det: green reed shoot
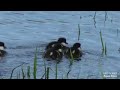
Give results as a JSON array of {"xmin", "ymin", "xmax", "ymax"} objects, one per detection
[
  {"xmin": 105, "ymin": 43, "xmax": 107, "ymax": 55},
  {"xmin": 33, "ymin": 48, "xmax": 37, "ymax": 79},
  {"xmin": 69, "ymin": 49, "xmax": 74, "ymax": 66},
  {"xmin": 43, "ymin": 59, "xmax": 47, "ymax": 79},
  {"xmin": 17, "ymin": 72, "xmax": 19, "ymax": 79},
  {"xmin": 27, "ymin": 66, "xmax": 31, "ymax": 79},
  {"xmin": 100, "ymin": 31, "xmax": 104, "ymax": 51},
  {"xmin": 100, "ymin": 30, "xmax": 107, "ymax": 55},
  {"xmin": 17, "ymin": 71, "xmax": 21, "ymax": 79},
  {"xmin": 46, "ymin": 67, "xmax": 50, "ymax": 79},
  {"xmin": 21, "ymin": 66, "xmax": 25, "ymax": 79},
  {"xmin": 55, "ymin": 63, "xmax": 58, "ymax": 79},
  {"xmin": 78, "ymin": 24, "xmax": 80, "ymax": 41},
  {"xmin": 18, "ymin": 71, "xmax": 20, "ymax": 79}
]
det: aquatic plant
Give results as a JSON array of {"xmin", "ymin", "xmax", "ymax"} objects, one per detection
[
  {"xmin": 66, "ymin": 66, "xmax": 72, "ymax": 79},
  {"xmin": 100, "ymin": 31, "xmax": 104, "ymax": 51},
  {"xmin": 55, "ymin": 63, "xmax": 58, "ymax": 79},
  {"xmin": 93, "ymin": 11, "xmax": 97, "ymax": 28},
  {"xmin": 33, "ymin": 48, "xmax": 37, "ymax": 79},
  {"xmin": 43, "ymin": 58, "xmax": 47, "ymax": 79},
  {"xmin": 46, "ymin": 67, "xmax": 50, "ymax": 79},
  {"xmin": 16, "ymin": 71, "xmax": 20, "ymax": 79},
  {"xmin": 104, "ymin": 11, "xmax": 108, "ymax": 26},
  {"xmin": 105, "ymin": 43, "xmax": 107, "ymax": 55},
  {"xmin": 10, "ymin": 63, "xmax": 24, "ymax": 79},
  {"xmin": 27, "ymin": 66, "xmax": 31, "ymax": 79},
  {"xmin": 21, "ymin": 66, "xmax": 26, "ymax": 79},
  {"xmin": 100, "ymin": 30, "xmax": 107, "ymax": 55},
  {"xmin": 78, "ymin": 24, "xmax": 80, "ymax": 41},
  {"xmin": 69, "ymin": 49, "xmax": 74, "ymax": 66}
]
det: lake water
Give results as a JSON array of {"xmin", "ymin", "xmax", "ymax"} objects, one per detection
[{"xmin": 0, "ymin": 11, "xmax": 120, "ymax": 79}]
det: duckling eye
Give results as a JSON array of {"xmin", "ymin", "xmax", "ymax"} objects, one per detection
[
  {"xmin": 58, "ymin": 49, "xmax": 62, "ymax": 52},
  {"xmin": 50, "ymin": 52, "xmax": 53, "ymax": 56}
]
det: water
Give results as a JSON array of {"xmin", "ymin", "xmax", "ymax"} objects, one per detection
[{"xmin": 0, "ymin": 11, "xmax": 120, "ymax": 79}]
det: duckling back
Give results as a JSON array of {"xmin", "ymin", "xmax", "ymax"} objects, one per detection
[
  {"xmin": 43, "ymin": 44, "xmax": 63, "ymax": 61},
  {"xmin": 64, "ymin": 43, "xmax": 82, "ymax": 60}
]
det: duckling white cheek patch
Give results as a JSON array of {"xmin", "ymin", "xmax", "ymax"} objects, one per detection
[
  {"xmin": 0, "ymin": 46, "xmax": 4, "ymax": 50},
  {"xmin": 78, "ymin": 47, "xmax": 81, "ymax": 50},
  {"xmin": 72, "ymin": 50, "xmax": 75, "ymax": 54},
  {"xmin": 58, "ymin": 49, "xmax": 62, "ymax": 52},
  {"xmin": 50, "ymin": 52, "xmax": 53, "ymax": 56},
  {"xmin": 52, "ymin": 44, "xmax": 55, "ymax": 47}
]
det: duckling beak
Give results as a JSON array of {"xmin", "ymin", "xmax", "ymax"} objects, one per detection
[
  {"xmin": 61, "ymin": 42, "xmax": 68, "ymax": 47},
  {"xmin": 65, "ymin": 42, "xmax": 68, "ymax": 44},
  {"xmin": 78, "ymin": 47, "xmax": 81, "ymax": 50}
]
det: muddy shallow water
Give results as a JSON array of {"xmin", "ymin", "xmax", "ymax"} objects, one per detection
[{"xmin": 0, "ymin": 11, "xmax": 120, "ymax": 79}]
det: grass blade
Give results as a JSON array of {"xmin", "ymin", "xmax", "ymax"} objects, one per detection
[
  {"xmin": 66, "ymin": 69, "xmax": 71, "ymax": 79},
  {"xmin": 41, "ymin": 73, "xmax": 45, "ymax": 79},
  {"xmin": 27, "ymin": 66, "xmax": 31, "ymax": 79},
  {"xmin": 10, "ymin": 63, "xmax": 24, "ymax": 79},
  {"xmin": 78, "ymin": 24, "xmax": 80, "ymax": 41},
  {"xmin": 105, "ymin": 43, "xmax": 107, "ymax": 55},
  {"xmin": 93, "ymin": 11, "xmax": 97, "ymax": 28},
  {"xmin": 104, "ymin": 11, "xmax": 108, "ymax": 26},
  {"xmin": 17, "ymin": 72, "xmax": 19, "ymax": 79},
  {"xmin": 55, "ymin": 63, "xmax": 58, "ymax": 79},
  {"xmin": 69, "ymin": 49, "xmax": 74, "ymax": 66},
  {"xmin": 100, "ymin": 31, "xmax": 104, "ymax": 51},
  {"xmin": 46, "ymin": 67, "xmax": 50, "ymax": 79},
  {"xmin": 33, "ymin": 48, "xmax": 37, "ymax": 79},
  {"xmin": 43, "ymin": 59, "xmax": 47, "ymax": 79},
  {"xmin": 18, "ymin": 71, "xmax": 20, "ymax": 79},
  {"xmin": 21, "ymin": 66, "xmax": 25, "ymax": 79}
]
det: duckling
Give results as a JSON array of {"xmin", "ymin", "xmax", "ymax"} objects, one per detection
[
  {"xmin": 43, "ymin": 44, "xmax": 63, "ymax": 61},
  {"xmin": 0, "ymin": 42, "xmax": 7, "ymax": 57},
  {"xmin": 45, "ymin": 37, "xmax": 68, "ymax": 50},
  {"xmin": 65, "ymin": 43, "xmax": 82, "ymax": 60}
]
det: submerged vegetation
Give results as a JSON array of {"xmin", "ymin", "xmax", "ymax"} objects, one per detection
[{"xmin": 100, "ymin": 30, "xmax": 107, "ymax": 55}]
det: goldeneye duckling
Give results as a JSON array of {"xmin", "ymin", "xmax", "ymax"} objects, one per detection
[
  {"xmin": 43, "ymin": 44, "xmax": 63, "ymax": 61},
  {"xmin": 0, "ymin": 42, "xmax": 7, "ymax": 57},
  {"xmin": 45, "ymin": 37, "xmax": 68, "ymax": 50},
  {"xmin": 65, "ymin": 43, "xmax": 82, "ymax": 60}
]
